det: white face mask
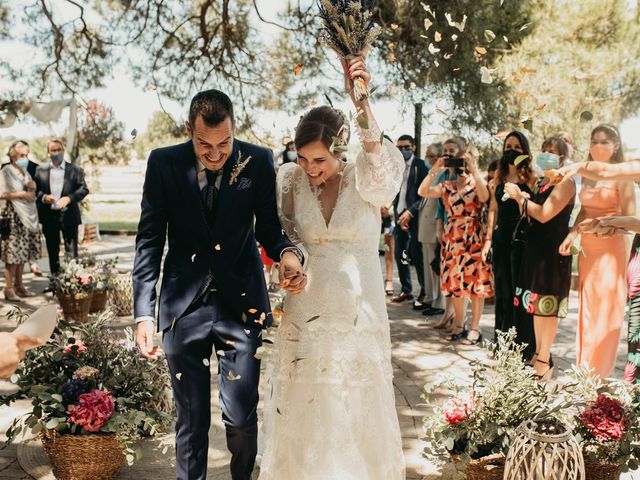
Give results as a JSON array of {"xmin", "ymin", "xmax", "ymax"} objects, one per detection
[{"xmin": 286, "ymin": 151, "xmax": 297, "ymax": 161}]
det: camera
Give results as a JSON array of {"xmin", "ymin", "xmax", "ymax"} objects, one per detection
[{"xmin": 444, "ymin": 157, "xmax": 465, "ymax": 169}]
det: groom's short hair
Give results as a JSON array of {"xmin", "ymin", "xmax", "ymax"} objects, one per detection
[{"xmin": 189, "ymin": 89, "xmax": 235, "ymax": 127}]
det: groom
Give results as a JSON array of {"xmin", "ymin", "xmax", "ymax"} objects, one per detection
[{"xmin": 132, "ymin": 89, "xmax": 306, "ymax": 480}]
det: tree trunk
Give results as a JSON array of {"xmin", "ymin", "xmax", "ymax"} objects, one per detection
[{"xmin": 414, "ymin": 102, "xmax": 423, "ymax": 158}]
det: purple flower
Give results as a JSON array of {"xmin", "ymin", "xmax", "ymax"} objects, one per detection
[{"xmin": 61, "ymin": 378, "xmax": 88, "ymax": 405}]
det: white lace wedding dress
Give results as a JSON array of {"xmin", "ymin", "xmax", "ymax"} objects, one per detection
[{"xmin": 258, "ymin": 122, "xmax": 406, "ymax": 479}]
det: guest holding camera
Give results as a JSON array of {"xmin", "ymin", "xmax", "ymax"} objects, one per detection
[{"xmin": 418, "ymin": 139, "xmax": 493, "ymax": 345}]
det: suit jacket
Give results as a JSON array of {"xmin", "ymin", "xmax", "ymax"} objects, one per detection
[
  {"xmin": 417, "ymin": 197, "xmax": 440, "ymax": 245},
  {"xmin": 34, "ymin": 162, "xmax": 89, "ymax": 227},
  {"xmin": 132, "ymin": 139, "xmax": 293, "ymax": 332},
  {"xmin": 393, "ymin": 156, "xmax": 429, "ymax": 233}
]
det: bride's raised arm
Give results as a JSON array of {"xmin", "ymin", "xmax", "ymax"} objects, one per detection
[{"xmin": 342, "ymin": 56, "xmax": 404, "ymax": 207}]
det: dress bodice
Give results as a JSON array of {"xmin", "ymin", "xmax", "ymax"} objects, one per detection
[{"xmin": 579, "ymin": 182, "xmax": 621, "ymax": 218}]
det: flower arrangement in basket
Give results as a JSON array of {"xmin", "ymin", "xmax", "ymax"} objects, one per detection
[
  {"xmin": 85, "ymin": 257, "xmax": 118, "ymax": 313},
  {"xmin": 53, "ymin": 258, "xmax": 98, "ymax": 323},
  {"xmin": 1, "ymin": 310, "xmax": 173, "ymax": 478},
  {"xmin": 423, "ymin": 329, "xmax": 567, "ymax": 479},
  {"xmin": 567, "ymin": 368, "xmax": 640, "ymax": 478}
]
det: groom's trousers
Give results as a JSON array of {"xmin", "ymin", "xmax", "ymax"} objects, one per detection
[{"xmin": 163, "ymin": 293, "xmax": 262, "ymax": 480}]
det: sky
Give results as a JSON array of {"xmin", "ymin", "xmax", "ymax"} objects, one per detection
[{"xmin": 1, "ymin": 1, "xmax": 639, "ymax": 155}]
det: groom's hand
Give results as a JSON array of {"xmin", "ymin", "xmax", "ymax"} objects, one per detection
[{"xmin": 136, "ymin": 320, "xmax": 161, "ymax": 360}]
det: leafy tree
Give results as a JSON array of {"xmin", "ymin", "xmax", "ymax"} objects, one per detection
[
  {"xmin": 373, "ymin": 0, "xmax": 537, "ymax": 153},
  {"xmin": 133, "ymin": 111, "xmax": 187, "ymax": 159},
  {"xmin": 497, "ymin": 0, "xmax": 640, "ymax": 155},
  {"xmin": 77, "ymin": 100, "xmax": 130, "ymax": 165}
]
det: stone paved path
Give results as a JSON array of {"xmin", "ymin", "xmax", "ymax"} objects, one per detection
[{"xmin": 0, "ymin": 236, "xmax": 637, "ymax": 479}]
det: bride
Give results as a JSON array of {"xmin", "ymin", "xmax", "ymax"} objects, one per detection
[{"xmin": 259, "ymin": 56, "xmax": 406, "ymax": 479}]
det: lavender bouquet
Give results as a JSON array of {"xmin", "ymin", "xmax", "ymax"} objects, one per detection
[{"xmin": 318, "ymin": 0, "xmax": 381, "ymax": 101}]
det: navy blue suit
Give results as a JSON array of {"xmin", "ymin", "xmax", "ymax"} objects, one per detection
[
  {"xmin": 132, "ymin": 139, "xmax": 293, "ymax": 480},
  {"xmin": 393, "ymin": 156, "xmax": 428, "ymax": 296}
]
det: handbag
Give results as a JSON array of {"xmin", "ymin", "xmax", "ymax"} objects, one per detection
[
  {"xmin": 0, "ymin": 205, "xmax": 10, "ymax": 240},
  {"xmin": 511, "ymin": 198, "xmax": 530, "ymax": 245}
]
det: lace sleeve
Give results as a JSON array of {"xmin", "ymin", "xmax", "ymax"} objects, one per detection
[
  {"xmin": 276, "ymin": 163, "xmax": 309, "ymax": 263},
  {"xmin": 353, "ymin": 121, "xmax": 405, "ymax": 207}
]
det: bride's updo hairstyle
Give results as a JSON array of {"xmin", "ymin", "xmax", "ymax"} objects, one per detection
[{"xmin": 294, "ymin": 106, "xmax": 350, "ymax": 158}]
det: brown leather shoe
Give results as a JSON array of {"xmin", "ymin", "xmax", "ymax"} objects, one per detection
[{"xmin": 391, "ymin": 292, "xmax": 413, "ymax": 303}]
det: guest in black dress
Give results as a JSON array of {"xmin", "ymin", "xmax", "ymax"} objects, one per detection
[
  {"xmin": 503, "ymin": 136, "xmax": 576, "ymax": 380},
  {"xmin": 483, "ymin": 132, "xmax": 537, "ymax": 344}
]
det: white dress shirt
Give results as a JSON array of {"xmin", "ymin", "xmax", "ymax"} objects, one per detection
[
  {"xmin": 197, "ymin": 159, "xmax": 222, "ymax": 190},
  {"xmin": 397, "ymin": 154, "xmax": 413, "ymax": 214},
  {"xmin": 50, "ymin": 161, "xmax": 66, "ymax": 209}
]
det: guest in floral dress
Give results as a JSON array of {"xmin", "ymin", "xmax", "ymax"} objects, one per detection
[
  {"xmin": 0, "ymin": 144, "xmax": 40, "ymax": 300},
  {"xmin": 418, "ymin": 139, "xmax": 493, "ymax": 345}
]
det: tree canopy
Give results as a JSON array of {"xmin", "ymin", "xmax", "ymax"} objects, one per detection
[{"xmin": 0, "ymin": 0, "xmax": 639, "ymax": 157}]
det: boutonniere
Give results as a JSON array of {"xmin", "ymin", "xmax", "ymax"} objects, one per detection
[{"xmin": 229, "ymin": 150, "xmax": 252, "ymax": 186}]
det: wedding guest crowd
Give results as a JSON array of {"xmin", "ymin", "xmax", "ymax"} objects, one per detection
[
  {"xmin": 385, "ymin": 120, "xmax": 640, "ymax": 384},
  {"xmin": 0, "ymin": 138, "xmax": 89, "ymax": 300}
]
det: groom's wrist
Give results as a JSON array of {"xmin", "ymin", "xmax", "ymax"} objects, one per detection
[
  {"xmin": 281, "ymin": 246, "xmax": 304, "ymax": 266},
  {"xmin": 135, "ymin": 316, "xmax": 155, "ymax": 325}
]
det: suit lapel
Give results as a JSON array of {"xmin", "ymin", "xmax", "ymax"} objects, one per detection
[
  {"xmin": 62, "ymin": 163, "xmax": 72, "ymax": 196},
  {"xmin": 213, "ymin": 140, "xmax": 240, "ymax": 230},
  {"xmin": 43, "ymin": 166, "xmax": 52, "ymax": 194}
]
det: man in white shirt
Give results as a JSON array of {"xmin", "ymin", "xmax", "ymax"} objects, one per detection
[{"xmin": 34, "ymin": 139, "xmax": 89, "ymax": 274}]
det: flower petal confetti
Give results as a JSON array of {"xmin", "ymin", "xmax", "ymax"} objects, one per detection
[
  {"xmin": 480, "ymin": 66, "xmax": 496, "ymax": 84},
  {"xmin": 254, "ymin": 346, "xmax": 267, "ymax": 360},
  {"xmin": 445, "ymin": 12, "xmax": 467, "ymax": 32},
  {"xmin": 226, "ymin": 371, "xmax": 241, "ymax": 381}
]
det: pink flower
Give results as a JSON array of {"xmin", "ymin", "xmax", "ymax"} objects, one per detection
[
  {"xmin": 580, "ymin": 394, "xmax": 627, "ymax": 442},
  {"xmin": 79, "ymin": 275, "xmax": 92, "ymax": 286},
  {"xmin": 443, "ymin": 392, "xmax": 475, "ymax": 426},
  {"xmin": 513, "ymin": 297, "xmax": 520, "ymax": 307},
  {"xmin": 66, "ymin": 389, "xmax": 115, "ymax": 432},
  {"xmin": 526, "ymin": 303, "xmax": 535, "ymax": 314},
  {"xmin": 64, "ymin": 340, "xmax": 87, "ymax": 355},
  {"xmin": 623, "ymin": 362, "xmax": 637, "ymax": 383}
]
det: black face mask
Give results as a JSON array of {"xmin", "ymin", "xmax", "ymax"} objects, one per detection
[{"xmin": 503, "ymin": 149, "xmax": 526, "ymax": 165}]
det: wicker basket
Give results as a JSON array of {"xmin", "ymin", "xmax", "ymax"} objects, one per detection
[
  {"xmin": 453, "ymin": 454, "xmax": 506, "ymax": 480},
  {"xmin": 110, "ymin": 272, "xmax": 133, "ymax": 316},
  {"xmin": 89, "ymin": 290, "xmax": 109, "ymax": 313},
  {"xmin": 40, "ymin": 430, "xmax": 125, "ymax": 480},
  {"xmin": 584, "ymin": 457, "xmax": 621, "ymax": 480},
  {"xmin": 57, "ymin": 292, "xmax": 93, "ymax": 324}
]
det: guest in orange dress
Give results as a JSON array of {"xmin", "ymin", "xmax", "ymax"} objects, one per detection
[
  {"xmin": 559, "ymin": 124, "xmax": 636, "ymax": 379},
  {"xmin": 418, "ymin": 139, "xmax": 494, "ymax": 346}
]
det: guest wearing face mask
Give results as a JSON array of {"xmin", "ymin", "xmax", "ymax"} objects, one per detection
[
  {"xmin": 504, "ymin": 136, "xmax": 576, "ymax": 380},
  {"xmin": 392, "ymin": 134, "xmax": 428, "ymax": 309},
  {"xmin": 558, "ymin": 124, "xmax": 635, "ymax": 380},
  {"xmin": 2, "ymin": 141, "xmax": 44, "ymax": 277},
  {"xmin": 34, "ymin": 139, "xmax": 89, "ymax": 275},
  {"xmin": 0, "ymin": 142, "xmax": 41, "ymax": 300},
  {"xmin": 282, "ymin": 141, "xmax": 297, "ymax": 164},
  {"xmin": 484, "ymin": 131, "xmax": 538, "ymax": 355}
]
